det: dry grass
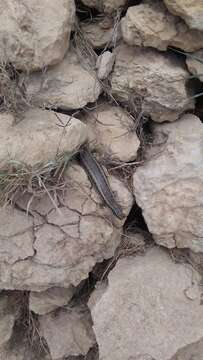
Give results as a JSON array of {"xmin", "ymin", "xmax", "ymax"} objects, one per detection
[
  {"xmin": 0, "ymin": 152, "xmax": 75, "ymax": 207},
  {"xmin": 0, "ymin": 62, "xmax": 30, "ymax": 120},
  {"xmin": 13, "ymin": 291, "xmax": 50, "ymax": 358}
]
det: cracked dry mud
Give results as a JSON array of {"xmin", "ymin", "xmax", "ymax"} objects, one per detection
[{"xmin": 0, "ymin": 164, "xmax": 133, "ymax": 291}]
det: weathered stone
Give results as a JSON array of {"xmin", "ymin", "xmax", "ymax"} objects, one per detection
[
  {"xmin": 85, "ymin": 104, "xmax": 140, "ymax": 161},
  {"xmin": 90, "ymin": 247, "xmax": 203, "ymax": 360},
  {"xmin": 170, "ymin": 338, "xmax": 203, "ymax": 360},
  {"xmin": 81, "ymin": 17, "xmax": 121, "ymax": 49},
  {"xmin": 186, "ymin": 50, "xmax": 203, "ymax": 82},
  {"xmin": 96, "ymin": 51, "xmax": 115, "ymax": 80},
  {"xmin": 22, "ymin": 48, "xmax": 101, "ymax": 110},
  {"xmin": 121, "ymin": 1, "xmax": 203, "ymax": 52},
  {"xmin": 111, "ymin": 44, "xmax": 194, "ymax": 122},
  {"xmin": 133, "ymin": 114, "xmax": 203, "ymax": 253},
  {"xmin": 164, "ymin": 0, "xmax": 203, "ymax": 31},
  {"xmin": 0, "ymin": 207, "xmax": 34, "ymax": 265},
  {"xmin": 0, "ymin": 292, "xmax": 19, "ymax": 348},
  {"xmin": 0, "ymin": 0, "xmax": 75, "ymax": 72},
  {"xmin": 0, "ymin": 109, "xmax": 87, "ymax": 169},
  {"xmin": 0, "ymin": 164, "xmax": 133, "ymax": 291},
  {"xmin": 39, "ymin": 306, "xmax": 95, "ymax": 359},
  {"xmin": 29, "ymin": 287, "xmax": 75, "ymax": 315},
  {"xmin": 81, "ymin": 0, "xmax": 127, "ymax": 14}
]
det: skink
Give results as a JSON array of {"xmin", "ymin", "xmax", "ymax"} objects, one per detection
[{"xmin": 79, "ymin": 148, "xmax": 125, "ymax": 220}]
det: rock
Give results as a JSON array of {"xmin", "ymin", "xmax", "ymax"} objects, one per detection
[
  {"xmin": 90, "ymin": 247, "xmax": 203, "ymax": 360},
  {"xmin": 170, "ymin": 338, "xmax": 203, "ymax": 360},
  {"xmin": 186, "ymin": 50, "xmax": 203, "ymax": 82},
  {"xmin": 81, "ymin": 0, "xmax": 127, "ymax": 14},
  {"xmin": 133, "ymin": 114, "xmax": 203, "ymax": 253},
  {"xmin": 39, "ymin": 306, "xmax": 95, "ymax": 359},
  {"xmin": 85, "ymin": 104, "xmax": 140, "ymax": 161},
  {"xmin": 0, "ymin": 207, "xmax": 34, "ymax": 265},
  {"xmin": 111, "ymin": 44, "xmax": 194, "ymax": 122},
  {"xmin": 121, "ymin": 1, "xmax": 203, "ymax": 52},
  {"xmin": 96, "ymin": 51, "xmax": 115, "ymax": 80},
  {"xmin": 0, "ymin": 164, "xmax": 133, "ymax": 291},
  {"xmin": 22, "ymin": 48, "xmax": 101, "ymax": 110},
  {"xmin": 0, "ymin": 292, "xmax": 19, "ymax": 347},
  {"xmin": 0, "ymin": 109, "xmax": 87, "ymax": 169},
  {"xmin": 0, "ymin": 0, "xmax": 75, "ymax": 72},
  {"xmin": 29, "ymin": 287, "xmax": 75, "ymax": 315},
  {"xmin": 163, "ymin": 0, "xmax": 203, "ymax": 31},
  {"xmin": 80, "ymin": 17, "xmax": 121, "ymax": 49}
]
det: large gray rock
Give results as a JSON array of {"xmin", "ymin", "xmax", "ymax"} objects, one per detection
[
  {"xmin": 39, "ymin": 306, "xmax": 95, "ymax": 359},
  {"xmin": 163, "ymin": 0, "xmax": 203, "ymax": 31},
  {"xmin": 22, "ymin": 48, "xmax": 101, "ymax": 110},
  {"xmin": 0, "ymin": 109, "xmax": 87, "ymax": 169},
  {"xmin": 0, "ymin": 164, "xmax": 133, "ymax": 291},
  {"xmin": 90, "ymin": 247, "xmax": 203, "ymax": 360},
  {"xmin": 0, "ymin": 0, "xmax": 75, "ymax": 72},
  {"xmin": 111, "ymin": 44, "xmax": 194, "ymax": 122},
  {"xmin": 121, "ymin": 1, "xmax": 203, "ymax": 52},
  {"xmin": 133, "ymin": 114, "xmax": 203, "ymax": 253}
]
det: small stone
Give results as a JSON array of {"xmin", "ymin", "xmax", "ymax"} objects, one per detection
[
  {"xmin": 29, "ymin": 287, "xmax": 75, "ymax": 315},
  {"xmin": 39, "ymin": 306, "xmax": 95, "ymax": 359},
  {"xmin": 96, "ymin": 51, "xmax": 115, "ymax": 80},
  {"xmin": 85, "ymin": 104, "xmax": 140, "ymax": 161}
]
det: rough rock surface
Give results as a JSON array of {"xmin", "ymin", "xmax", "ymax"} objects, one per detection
[
  {"xmin": 133, "ymin": 114, "xmax": 203, "ymax": 253},
  {"xmin": 39, "ymin": 306, "xmax": 95, "ymax": 359},
  {"xmin": 0, "ymin": 109, "xmax": 87, "ymax": 168},
  {"xmin": 186, "ymin": 50, "xmax": 203, "ymax": 82},
  {"xmin": 85, "ymin": 104, "xmax": 140, "ymax": 161},
  {"xmin": 121, "ymin": 1, "xmax": 203, "ymax": 52},
  {"xmin": 29, "ymin": 286, "xmax": 75, "ymax": 315},
  {"xmin": 163, "ymin": 0, "xmax": 203, "ymax": 31},
  {"xmin": 111, "ymin": 44, "xmax": 194, "ymax": 122},
  {"xmin": 81, "ymin": 0, "xmax": 127, "ymax": 14},
  {"xmin": 0, "ymin": 164, "xmax": 133, "ymax": 291},
  {"xmin": 96, "ymin": 51, "xmax": 115, "ymax": 80},
  {"xmin": 170, "ymin": 338, "xmax": 203, "ymax": 360},
  {"xmin": 22, "ymin": 48, "xmax": 101, "ymax": 110},
  {"xmin": 90, "ymin": 247, "xmax": 203, "ymax": 360},
  {"xmin": 81, "ymin": 17, "xmax": 121, "ymax": 49},
  {"xmin": 0, "ymin": 0, "xmax": 75, "ymax": 72},
  {"xmin": 0, "ymin": 292, "xmax": 19, "ymax": 347}
]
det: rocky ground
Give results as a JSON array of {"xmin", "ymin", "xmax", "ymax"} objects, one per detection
[{"xmin": 0, "ymin": 0, "xmax": 202, "ymax": 359}]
